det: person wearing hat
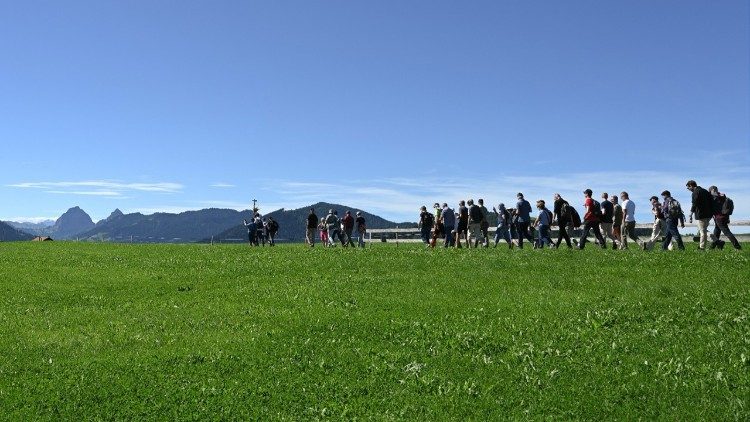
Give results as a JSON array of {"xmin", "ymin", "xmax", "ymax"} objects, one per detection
[
  {"xmin": 686, "ymin": 180, "xmax": 713, "ymax": 250},
  {"xmin": 578, "ymin": 189, "xmax": 606, "ymax": 249},
  {"xmin": 355, "ymin": 211, "xmax": 367, "ymax": 248}
]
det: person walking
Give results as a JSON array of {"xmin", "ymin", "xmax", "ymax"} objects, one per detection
[
  {"xmin": 306, "ymin": 208, "xmax": 318, "ymax": 247},
  {"xmin": 418, "ymin": 206, "xmax": 434, "ymax": 246},
  {"xmin": 355, "ymin": 211, "xmax": 367, "ymax": 248},
  {"xmin": 610, "ymin": 196, "xmax": 623, "ymax": 249},
  {"xmin": 342, "ymin": 211, "xmax": 355, "ymax": 247},
  {"xmin": 599, "ymin": 192, "xmax": 617, "ymax": 248},
  {"xmin": 578, "ymin": 189, "xmax": 606, "ymax": 249},
  {"xmin": 534, "ymin": 200, "xmax": 553, "ymax": 249},
  {"xmin": 552, "ymin": 194, "xmax": 573, "ymax": 249},
  {"xmin": 456, "ymin": 200, "xmax": 469, "ymax": 248},
  {"xmin": 243, "ymin": 218, "xmax": 257, "ymax": 246},
  {"xmin": 318, "ymin": 217, "xmax": 328, "ymax": 247},
  {"xmin": 686, "ymin": 180, "xmax": 713, "ymax": 250},
  {"xmin": 266, "ymin": 217, "xmax": 279, "ymax": 246},
  {"xmin": 492, "ymin": 203, "xmax": 513, "ymax": 248},
  {"xmin": 478, "ymin": 199, "xmax": 490, "ymax": 247},
  {"xmin": 709, "ymin": 186, "xmax": 741, "ymax": 250},
  {"xmin": 325, "ymin": 209, "xmax": 339, "ymax": 247},
  {"xmin": 431, "ymin": 203, "xmax": 444, "ymax": 247},
  {"xmin": 441, "ymin": 203, "xmax": 456, "ymax": 248},
  {"xmin": 515, "ymin": 193, "xmax": 534, "ymax": 249},
  {"xmin": 467, "ymin": 199, "xmax": 484, "ymax": 248},
  {"xmin": 643, "ymin": 196, "xmax": 666, "ymax": 250},
  {"xmin": 620, "ymin": 191, "xmax": 642, "ymax": 249},
  {"xmin": 660, "ymin": 190, "xmax": 685, "ymax": 250}
]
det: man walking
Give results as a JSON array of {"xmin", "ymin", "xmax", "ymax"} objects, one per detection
[
  {"xmin": 243, "ymin": 218, "xmax": 257, "ymax": 246},
  {"xmin": 467, "ymin": 199, "xmax": 484, "ymax": 248},
  {"xmin": 419, "ymin": 206, "xmax": 434, "ymax": 246},
  {"xmin": 355, "ymin": 211, "xmax": 367, "ymax": 248},
  {"xmin": 644, "ymin": 196, "xmax": 665, "ymax": 249},
  {"xmin": 660, "ymin": 190, "xmax": 685, "ymax": 250},
  {"xmin": 515, "ymin": 193, "xmax": 535, "ymax": 249},
  {"xmin": 478, "ymin": 199, "xmax": 490, "ymax": 247},
  {"xmin": 325, "ymin": 209, "xmax": 340, "ymax": 247},
  {"xmin": 686, "ymin": 180, "xmax": 713, "ymax": 250},
  {"xmin": 610, "ymin": 196, "xmax": 623, "ymax": 249},
  {"xmin": 492, "ymin": 203, "xmax": 513, "ymax": 248},
  {"xmin": 620, "ymin": 191, "xmax": 641, "ymax": 249},
  {"xmin": 599, "ymin": 192, "xmax": 617, "ymax": 248},
  {"xmin": 306, "ymin": 208, "xmax": 317, "ymax": 247},
  {"xmin": 534, "ymin": 200, "xmax": 553, "ymax": 248},
  {"xmin": 709, "ymin": 186, "xmax": 741, "ymax": 250},
  {"xmin": 438, "ymin": 203, "xmax": 453, "ymax": 247},
  {"xmin": 578, "ymin": 189, "xmax": 606, "ymax": 249},
  {"xmin": 267, "ymin": 217, "xmax": 279, "ymax": 246},
  {"xmin": 456, "ymin": 200, "xmax": 469, "ymax": 248},
  {"xmin": 342, "ymin": 211, "xmax": 355, "ymax": 247},
  {"xmin": 552, "ymin": 193, "xmax": 573, "ymax": 249}
]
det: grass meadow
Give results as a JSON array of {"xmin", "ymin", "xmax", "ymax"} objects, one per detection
[{"xmin": 0, "ymin": 241, "xmax": 748, "ymax": 420}]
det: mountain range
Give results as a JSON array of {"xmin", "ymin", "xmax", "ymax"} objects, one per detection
[{"xmin": 2, "ymin": 203, "xmax": 409, "ymax": 243}]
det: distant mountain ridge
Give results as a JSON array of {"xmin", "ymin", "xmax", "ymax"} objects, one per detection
[
  {"xmin": 4, "ymin": 220, "xmax": 55, "ymax": 236},
  {"xmin": 0, "ymin": 221, "xmax": 34, "ymax": 241}
]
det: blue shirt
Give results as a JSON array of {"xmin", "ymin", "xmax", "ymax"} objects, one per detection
[
  {"xmin": 516, "ymin": 200, "xmax": 532, "ymax": 222},
  {"xmin": 537, "ymin": 208, "xmax": 552, "ymax": 226}
]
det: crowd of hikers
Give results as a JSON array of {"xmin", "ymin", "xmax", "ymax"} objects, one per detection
[
  {"xmin": 249, "ymin": 180, "xmax": 740, "ymax": 251},
  {"xmin": 414, "ymin": 180, "xmax": 739, "ymax": 251}
]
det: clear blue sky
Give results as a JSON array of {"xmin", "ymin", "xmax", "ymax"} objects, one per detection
[{"xmin": 1, "ymin": 1, "xmax": 748, "ymax": 223}]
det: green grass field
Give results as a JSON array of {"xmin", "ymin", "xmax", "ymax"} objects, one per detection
[{"xmin": 1, "ymin": 242, "xmax": 748, "ymax": 420}]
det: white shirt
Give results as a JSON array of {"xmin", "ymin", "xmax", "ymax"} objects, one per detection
[{"xmin": 622, "ymin": 199, "xmax": 636, "ymax": 222}]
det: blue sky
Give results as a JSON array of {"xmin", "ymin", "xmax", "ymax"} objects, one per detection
[{"xmin": 1, "ymin": 1, "xmax": 748, "ymax": 223}]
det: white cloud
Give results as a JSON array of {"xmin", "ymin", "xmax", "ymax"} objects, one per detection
[
  {"xmin": 7, "ymin": 180, "xmax": 183, "ymax": 196},
  {"xmin": 0, "ymin": 216, "xmax": 56, "ymax": 224},
  {"xmin": 210, "ymin": 183, "xmax": 235, "ymax": 188}
]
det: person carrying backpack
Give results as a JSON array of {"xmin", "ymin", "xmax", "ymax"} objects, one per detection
[
  {"xmin": 267, "ymin": 217, "xmax": 279, "ymax": 246},
  {"xmin": 534, "ymin": 200, "xmax": 553, "ymax": 249},
  {"xmin": 686, "ymin": 180, "xmax": 713, "ymax": 250},
  {"xmin": 599, "ymin": 192, "xmax": 618, "ymax": 248},
  {"xmin": 467, "ymin": 199, "xmax": 484, "ymax": 248},
  {"xmin": 660, "ymin": 190, "xmax": 685, "ymax": 250},
  {"xmin": 552, "ymin": 193, "xmax": 573, "ymax": 248},
  {"xmin": 441, "ymin": 203, "xmax": 456, "ymax": 248},
  {"xmin": 708, "ymin": 186, "xmax": 741, "ymax": 250},
  {"xmin": 456, "ymin": 200, "xmax": 469, "ymax": 248},
  {"xmin": 578, "ymin": 189, "xmax": 606, "ymax": 250},
  {"xmin": 419, "ymin": 206, "xmax": 434, "ymax": 245},
  {"xmin": 515, "ymin": 193, "xmax": 535, "ymax": 249},
  {"xmin": 492, "ymin": 203, "xmax": 513, "ymax": 248}
]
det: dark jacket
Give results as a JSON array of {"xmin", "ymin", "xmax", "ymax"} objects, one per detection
[
  {"xmin": 691, "ymin": 186, "xmax": 713, "ymax": 219},
  {"xmin": 712, "ymin": 194, "xmax": 730, "ymax": 224}
]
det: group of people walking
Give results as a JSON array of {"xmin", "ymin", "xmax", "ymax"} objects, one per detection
[
  {"xmin": 243, "ymin": 214, "xmax": 279, "ymax": 246},
  {"xmin": 305, "ymin": 208, "xmax": 367, "ymax": 248},
  {"xmin": 417, "ymin": 180, "xmax": 740, "ymax": 251}
]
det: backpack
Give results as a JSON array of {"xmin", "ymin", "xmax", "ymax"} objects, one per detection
[
  {"xmin": 722, "ymin": 197, "xmax": 734, "ymax": 216},
  {"xmin": 590, "ymin": 199, "xmax": 603, "ymax": 217},
  {"xmin": 424, "ymin": 212, "xmax": 435, "ymax": 227},
  {"xmin": 269, "ymin": 220, "xmax": 279, "ymax": 232},
  {"xmin": 560, "ymin": 201, "xmax": 572, "ymax": 220},
  {"xmin": 570, "ymin": 207, "xmax": 582, "ymax": 228},
  {"xmin": 667, "ymin": 198, "xmax": 683, "ymax": 219},
  {"xmin": 469, "ymin": 205, "xmax": 483, "ymax": 223}
]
